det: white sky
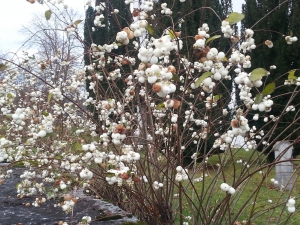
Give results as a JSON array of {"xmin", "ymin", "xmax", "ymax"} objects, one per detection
[
  {"xmin": 0, "ymin": 0, "xmax": 245, "ymax": 54},
  {"xmin": 0, "ymin": 0, "xmax": 86, "ymax": 54}
]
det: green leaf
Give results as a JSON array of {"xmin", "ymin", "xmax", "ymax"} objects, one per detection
[
  {"xmin": 44, "ymin": 132, "xmax": 57, "ymax": 138},
  {"xmin": 146, "ymin": 25, "xmax": 154, "ymax": 35},
  {"xmin": 206, "ymin": 35, "xmax": 221, "ymax": 44},
  {"xmin": 254, "ymin": 94, "xmax": 263, "ymax": 104},
  {"xmin": 42, "ymin": 111, "xmax": 49, "ymax": 116},
  {"xmin": 172, "ymin": 74, "xmax": 180, "ymax": 82},
  {"xmin": 71, "ymin": 126, "xmax": 78, "ymax": 133},
  {"xmin": 225, "ymin": 12, "xmax": 245, "ymax": 25},
  {"xmin": 47, "ymin": 92, "xmax": 53, "ymax": 103},
  {"xmin": 74, "ymin": 19, "xmax": 83, "ymax": 26},
  {"xmin": 72, "ymin": 142, "xmax": 82, "ymax": 151},
  {"xmin": 214, "ymin": 94, "xmax": 222, "ymax": 101},
  {"xmin": 55, "ymin": 155, "xmax": 62, "ymax": 160},
  {"xmin": 195, "ymin": 72, "xmax": 213, "ymax": 88},
  {"xmin": 156, "ymin": 103, "xmax": 166, "ymax": 110},
  {"xmin": 261, "ymin": 82, "xmax": 275, "ymax": 95},
  {"xmin": 249, "ymin": 68, "xmax": 268, "ymax": 82},
  {"xmin": 105, "ymin": 172, "xmax": 115, "ymax": 178},
  {"xmin": 288, "ymin": 70, "xmax": 297, "ymax": 80},
  {"xmin": 45, "ymin": 10, "xmax": 52, "ymax": 20}
]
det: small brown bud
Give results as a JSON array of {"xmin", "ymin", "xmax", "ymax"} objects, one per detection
[
  {"xmin": 195, "ymin": 35, "xmax": 204, "ymax": 40},
  {"xmin": 152, "ymin": 83, "xmax": 162, "ymax": 93},
  {"xmin": 64, "ymin": 193, "xmax": 72, "ymax": 201},
  {"xmin": 173, "ymin": 99, "xmax": 181, "ymax": 109},
  {"xmin": 231, "ymin": 119, "xmax": 240, "ymax": 128},
  {"xmin": 167, "ymin": 65, "xmax": 176, "ymax": 74},
  {"xmin": 175, "ymin": 32, "xmax": 181, "ymax": 37},
  {"xmin": 132, "ymin": 175, "xmax": 140, "ymax": 183}
]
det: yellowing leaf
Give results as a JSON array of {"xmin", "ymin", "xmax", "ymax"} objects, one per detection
[
  {"xmin": 7, "ymin": 93, "xmax": 13, "ymax": 99},
  {"xmin": 146, "ymin": 25, "xmax": 154, "ymax": 35},
  {"xmin": 214, "ymin": 94, "xmax": 222, "ymax": 101},
  {"xmin": 74, "ymin": 20, "xmax": 83, "ymax": 26},
  {"xmin": 261, "ymin": 82, "xmax": 275, "ymax": 95},
  {"xmin": 45, "ymin": 10, "xmax": 52, "ymax": 20},
  {"xmin": 222, "ymin": 57, "xmax": 228, "ymax": 62},
  {"xmin": 249, "ymin": 68, "xmax": 268, "ymax": 82},
  {"xmin": 206, "ymin": 35, "xmax": 221, "ymax": 44},
  {"xmin": 225, "ymin": 12, "xmax": 245, "ymax": 25},
  {"xmin": 0, "ymin": 63, "xmax": 7, "ymax": 71},
  {"xmin": 288, "ymin": 70, "xmax": 297, "ymax": 80},
  {"xmin": 72, "ymin": 142, "xmax": 82, "ymax": 151},
  {"xmin": 42, "ymin": 111, "xmax": 49, "ymax": 116},
  {"xmin": 156, "ymin": 103, "xmax": 166, "ymax": 110},
  {"xmin": 168, "ymin": 30, "xmax": 176, "ymax": 39},
  {"xmin": 195, "ymin": 72, "xmax": 213, "ymax": 88},
  {"xmin": 47, "ymin": 92, "xmax": 53, "ymax": 103},
  {"xmin": 254, "ymin": 94, "xmax": 263, "ymax": 104}
]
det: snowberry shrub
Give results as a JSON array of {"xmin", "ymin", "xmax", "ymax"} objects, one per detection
[{"xmin": 0, "ymin": 0, "xmax": 300, "ymax": 224}]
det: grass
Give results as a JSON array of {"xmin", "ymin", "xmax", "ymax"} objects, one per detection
[{"xmin": 172, "ymin": 148, "xmax": 300, "ymax": 224}]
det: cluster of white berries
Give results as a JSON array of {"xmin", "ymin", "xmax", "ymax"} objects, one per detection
[
  {"xmin": 116, "ymin": 31, "xmax": 130, "ymax": 45},
  {"xmin": 198, "ymin": 23, "xmax": 210, "ymax": 38},
  {"xmin": 93, "ymin": 3, "xmax": 106, "ymax": 27},
  {"xmin": 205, "ymin": 95, "xmax": 217, "ymax": 109},
  {"xmin": 175, "ymin": 166, "xmax": 189, "ymax": 182},
  {"xmin": 79, "ymin": 168, "xmax": 93, "ymax": 180},
  {"xmin": 252, "ymin": 97, "xmax": 274, "ymax": 112},
  {"xmin": 61, "ymin": 199, "xmax": 76, "ymax": 213},
  {"xmin": 0, "ymin": 107, "xmax": 11, "ymax": 115},
  {"xmin": 221, "ymin": 20, "xmax": 233, "ymax": 38},
  {"xmin": 220, "ymin": 183, "xmax": 236, "ymax": 195},
  {"xmin": 240, "ymin": 29, "xmax": 256, "ymax": 53},
  {"xmin": 80, "ymin": 216, "xmax": 92, "ymax": 225},
  {"xmin": 35, "ymin": 113, "xmax": 55, "ymax": 137},
  {"xmin": 229, "ymin": 50, "xmax": 251, "ymax": 68},
  {"xmin": 11, "ymin": 108, "xmax": 27, "ymax": 126},
  {"xmin": 32, "ymin": 197, "xmax": 46, "ymax": 207},
  {"xmin": 161, "ymin": 3, "xmax": 172, "ymax": 15},
  {"xmin": 270, "ymin": 178, "xmax": 279, "ymax": 186},
  {"xmin": 286, "ymin": 198, "xmax": 296, "ymax": 213},
  {"xmin": 284, "ymin": 76, "xmax": 300, "ymax": 86},
  {"xmin": 153, "ymin": 181, "xmax": 164, "ymax": 189},
  {"xmin": 94, "ymin": 14, "xmax": 105, "ymax": 27},
  {"xmin": 286, "ymin": 105, "xmax": 295, "ymax": 112},
  {"xmin": 49, "ymin": 88, "xmax": 63, "ymax": 101},
  {"xmin": 108, "ymin": 69, "xmax": 121, "ymax": 80},
  {"xmin": 124, "ymin": 0, "xmax": 134, "ymax": 4},
  {"xmin": 265, "ymin": 40, "xmax": 273, "ymax": 48},
  {"xmin": 129, "ymin": 20, "xmax": 148, "ymax": 38},
  {"xmin": 65, "ymin": 26, "xmax": 76, "ymax": 37},
  {"xmin": 111, "ymin": 132, "xmax": 126, "ymax": 145},
  {"xmin": 142, "ymin": 1, "xmax": 154, "ymax": 12},
  {"xmin": 285, "ymin": 36, "xmax": 298, "ymax": 44}
]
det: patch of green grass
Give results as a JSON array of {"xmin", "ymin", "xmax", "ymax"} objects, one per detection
[{"xmin": 172, "ymin": 149, "xmax": 300, "ymax": 224}]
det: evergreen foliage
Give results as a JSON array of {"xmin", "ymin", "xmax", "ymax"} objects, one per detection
[
  {"xmin": 242, "ymin": 0, "xmax": 300, "ymax": 158},
  {"xmin": 84, "ymin": 0, "xmax": 132, "ymax": 124}
]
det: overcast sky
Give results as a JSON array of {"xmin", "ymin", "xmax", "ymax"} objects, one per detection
[{"xmin": 0, "ymin": 0, "xmax": 244, "ymax": 55}]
